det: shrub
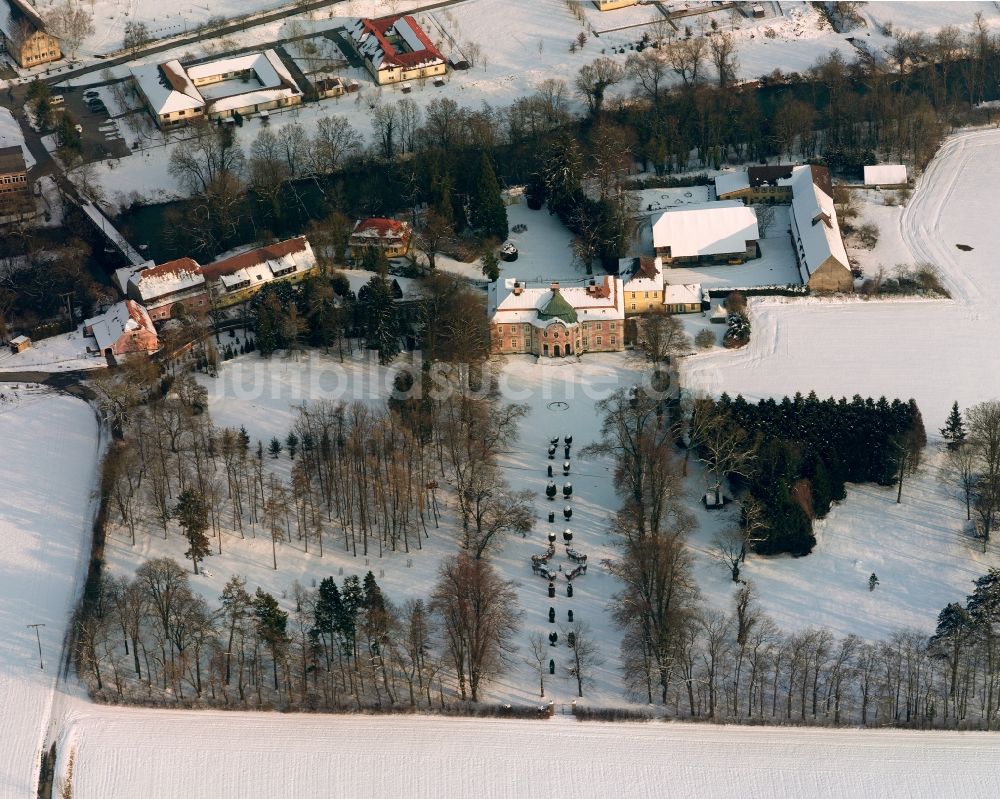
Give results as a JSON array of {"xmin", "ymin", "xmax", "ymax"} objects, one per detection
[
  {"xmin": 695, "ymin": 328, "xmax": 716, "ymax": 349},
  {"xmin": 883, "ymin": 193, "xmax": 897, "ymax": 207},
  {"xmin": 857, "ymin": 223, "xmax": 879, "ymax": 249}
]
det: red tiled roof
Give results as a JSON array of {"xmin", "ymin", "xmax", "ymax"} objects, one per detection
[
  {"xmin": 635, "ymin": 256, "xmax": 658, "ymax": 281},
  {"xmin": 141, "ymin": 257, "xmax": 202, "ymax": 279},
  {"xmin": 353, "ymin": 217, "xmax": 409, "ymax": 238},
  {"xmin": 201, "ymin": 237, "xmax": 308, "ymax": 280},
  {"xmin": 362, "ymin": 15, "xmax": 444, "ymax": 68},
  {"xmin": 124, "ymin": 300, "xmax": 155, "ymax": 333}
]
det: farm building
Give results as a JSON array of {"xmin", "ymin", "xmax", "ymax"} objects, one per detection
[
  {"xmin": 84, "ymin": 300, "xmax": 159, "ymax": 360},
  {"xmin": 652, "ymin": 202, "xmax": 760, "ymax": 265},
  {"xmin": 864, "ymin": 164, "xmax": 908, "ymax": 188},
  {"xmin": 788, "ymin": 166, "xmax": 852, "ymax": 292},
  {"xmin": 488, "ymin": 277, "xmax": 625, "ymax": 358},
  {"xmin": 715, "ymin": 165, "xmax": 834, "ymax": 205},
  {"xmin": 0, "ymin": 0, "xmax": 59, "ymax": 68},
  {"xmin": 346, "ymin": 15, "xmax": 446, "ymax": 86}
]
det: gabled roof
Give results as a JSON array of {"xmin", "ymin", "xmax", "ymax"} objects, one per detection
[
  {"xmin": 351, "ymin": 217, "xmax": 411, "ymax": 241},
  {"xmin": 131, "ymin": 60, "xmax": 204, "ymax": 116},
  {"xmin": 0, "ymin": 0, "xmax": 49, "ymax": 38},
  {"xmin": 129, "ymin": 257, "xmax": 206, "ymax": 302},
  {"xmin": 621, "ymin": 255, "xmax": 663, "ymax": 293},
  {"xmin": 85, "ymin": 300, "xmax": 156, "ymax": 352},
  {"xmin": 652, "ymin": 202, "xmax": 759, "ymax": 258},
  {"xmin": 201, "ymin": 236, "xmax": 314, "ymax": 282},
  {"xmin": 714, "ymin": 171, "xmax": 750, "ymax": 197},
  {"xmin": 789, "ymin": 165, "xmax": 849, "ymax": 276},
  {"xmin": 347, "ymin": 14, "xmax": 445, "ymax": 71}
]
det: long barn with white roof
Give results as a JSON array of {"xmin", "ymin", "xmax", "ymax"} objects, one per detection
[{"xmin": 652, "ymin": 201, "xmax": 760, "ymax": 265}]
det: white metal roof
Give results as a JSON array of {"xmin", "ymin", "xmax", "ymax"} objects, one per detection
[
  {"xmin": 863, "ymin": 164, "xmax": 907, "ymax": 186},
  {"xmin": 652, "ymin": 202, "xmax": 759, "ymax": 258},
  {"xmin": 131, "ymin": 60, "xmax": 203, "ymax": 116},
  {"xmin": 85, "ymin": 301, "xmax": 154, "ymax": 353}
]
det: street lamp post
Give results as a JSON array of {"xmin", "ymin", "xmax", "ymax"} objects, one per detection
[{"xmin": 27, "ymin": 624, "xmax": 45, "ymax": 670}]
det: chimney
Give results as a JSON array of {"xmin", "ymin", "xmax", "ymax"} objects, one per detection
[
  {"xmin": 512, "ymin": 279, "xmax": 523, "ymax": 296},
  {"xmin": 550, "ymin": 281, "xmax": 560, "ymax": 293}
]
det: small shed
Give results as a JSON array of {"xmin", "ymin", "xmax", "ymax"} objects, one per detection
[
  {"xmin": 752, "ymin": 4, "xmax": 765, "ymax": 18},
  {"xmin": 9, "ymin": 335, "xmax": 30, "ymax": 354},
  {"xmin": 864, "ymin": 164, "xmax": 908, "ymax": 188}
]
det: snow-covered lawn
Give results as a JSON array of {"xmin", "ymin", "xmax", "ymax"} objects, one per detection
[
  {"xmin": 0, "ymin": 327, "xmax": 106, "ymax": 373},
  {"xmin": 57, "ymin": 710, "xmax": 1000, "ymax": 799},
  {"xmin": 0, "ymin": 388, "xmax": 99, "ymax": 797},
  {"xmin": 690, "ymin": 449, "xmax": 991, "ymax": 640}
]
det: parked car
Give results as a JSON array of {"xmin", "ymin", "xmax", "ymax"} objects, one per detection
[{"xmin": 83, "ymin": 90, "xmax": 99, "ymax": 99}]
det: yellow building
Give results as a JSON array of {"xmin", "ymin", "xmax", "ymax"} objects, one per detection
[
  {"xmin": 347, "ymin": 15, "xmax": 447, "ymax": 86},
  {"xmin": 0, "ymin": 0, "xmax": 60, "ymax": 69},
  {"xmin": 201, "ymin": 237, "xmax": 318, "ymax": 308},
  {"xmin": 349, "ymin": 218, "xmax": 412, "ymax": 261},
  {"xmin": 621, "ymin": 256, "xmax": 665, "ymax": 315},
  {"xmin": 593, "ymin": 0, "xmax": 638, "ymax": 9}
]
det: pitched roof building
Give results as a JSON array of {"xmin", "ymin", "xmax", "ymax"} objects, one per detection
[
  {"xmin": 84, "ymin": 300, "xmax": 159, "ymax": 359},
  {"xmin": 126, "ymin": 257, "xmax": 209, "ymax": 321},
  {"xmin": 349, "ymin": 217, "xmax": 412, "ymax": 259},
  {"xmin": 788, "ymin": 165, "xmax": 852, "ymax": 292},
  {"xmin": 864, "ymin": 164, "xmax": 908, "ymax": 188},
  {"xmin": 346, "ymin": 15, "xmax": 446, "ymax": 85},
  {"xmin": 488, "ymin": 277, "xmax": 625, "ymax": 358},
  {"xmin": 131, "ymin": 49, "xmax": 302, "ymax": 128},
  {"xmin": 201, "ymin": 236, "xmax": 317, "ymax": 306},
  {"xmin": 652, "ymin": 201, "xmax": 760, "ymax": 264},
  {"xmin": 0, "ymin": 0, "xmax": 60, "ymax": 68}
]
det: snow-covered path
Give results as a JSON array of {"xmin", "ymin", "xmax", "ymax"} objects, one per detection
[
  {"xmin": 53, "ymin": 709, "xmax": 1000, "ymax": 799},
  {"xmin": 0, "ymin": 391, "xmax": 99, "ymax": 798},
  {"xmin": 682, "ymin": 128, "xmax": 1000, "ymax": 433}
]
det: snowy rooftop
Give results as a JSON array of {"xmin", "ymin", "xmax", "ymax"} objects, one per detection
[
  {"xmin": 620, "ymin": 255, "xmax": 663, "ymax": 293},
  {"xmin": 652, "ymin": 202, "xmax": 760, "ymax": 258},
  {"xmin": 864, "ymin": 164, "xmax": 908, "ymax": 186},
  {"xmin": 132, "ymin": 51, "xmax": 299, "ymax": 117},
  {"xmin": 489, "ymin": 277, "xmax": 624, "ymax": 326},
  {"xmin": 128, "ymin": 258, "xmax": 206, "ymax": 303},
  {"xmin": 663, "ymin": 282, "xmax": 703, "ymax": 306},
  {"xmin": 347, "ymin": 15, "xmax": 445, "ymax": 71},
  {"xmin": 789, "ymin": 166, "xmax": 849, "ymax": 275},
  {"xmin": 131, "ymin": 60, "xmax": 203, "ymax": 116},
  {"xmin": 714, "ymin": 171, "xmax": 751, "ymax": 197},
  {"xmin": 202, "ymin": 236, "xmax": 316, "ymax": 288},
  {"xmin": 0, "ymin": 0, "xmax": 47, "ymax": 39},
  {"xmin": 84, "ymin": 300, "xmax": 155, "ymax": 352}
]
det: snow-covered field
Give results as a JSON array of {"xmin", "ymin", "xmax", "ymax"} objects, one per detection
[
  {"xmin": 0, "ymin": 389, "xmax": 99, "ymax": 798},
  {"xmin": 55, "ymin": 711, "xmax": 1000, "ymax": 799},
  {"xmin": 0, "ymin": 327, "xmax": 106, "ymax": 373}
]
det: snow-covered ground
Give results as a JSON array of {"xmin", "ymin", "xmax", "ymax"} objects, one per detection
[
  {"xmin": 0, "ymin": 327, "xmax": 105, "ymax": 373},
  {"xmin": 0, "ymin": 388, "xmax": 99, "ymax": 797},
  {"xmin": 55, "ymin": 710, "xmax": 1000, "ymax": 799},
  {"xmin": 682, "ymin": 128, "xmax": 1000, "ymax": 433}
]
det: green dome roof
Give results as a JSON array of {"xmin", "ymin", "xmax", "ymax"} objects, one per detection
[{"xmin": 538, "ymin": 289, "xmax": 578, "ymax": 324}]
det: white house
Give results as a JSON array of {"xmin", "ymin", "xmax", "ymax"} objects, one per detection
[{"xmin": 652, "ymin": 201, "xmax": 759, "ymax": 265}]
